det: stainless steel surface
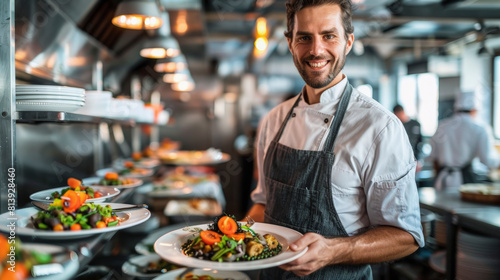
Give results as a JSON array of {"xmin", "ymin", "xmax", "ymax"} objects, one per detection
[
  {"xmin": 31, "ymin": 201, "xmax": 51, "ymax": 211},
  {"xmin": 15, "ymin": 111, "xmax": 155, "ymax": 125},
  {"xmin": 457, "ymin": 208, "xmax": 500, "ymax": 238},
  {"xmin": 0, "ymin": 0, "xmax": 15, "ymax": 214},
  {"xmin": 419, "ymin": 187, "xmax": 491, "ymax": 214},
  {"xmin": 15, "ymin": 0, "xmax": 111, "ymax": 88},
  {"xmin": 419, "ymin": 187, "xmax": 500, "ymax": 280},
  {"xmin": 16, "ymin": 111, "xmax": 111, "ymax": 123},
  {"xmin": 112, "ymin": 203, "xmax": 149, "ymax": 211}
]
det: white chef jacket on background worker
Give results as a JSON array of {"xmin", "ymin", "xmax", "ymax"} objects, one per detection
[{"xmin": 428, "ymin": 91, "xmax": 500, "ymax": 191}]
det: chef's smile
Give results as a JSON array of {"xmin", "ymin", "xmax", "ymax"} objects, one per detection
[{"xmin": 307, "ymin": 60, "xmax": 329, "ymax": 69}]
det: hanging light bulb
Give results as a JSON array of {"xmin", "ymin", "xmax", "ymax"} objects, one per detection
[
  {"xmin": 140, "ymin": 37, "xmax": 181, "ymax": 58},
  {"xmin": 112, "ymin": 0, "xmax": 162, "ymax": 30},
  {"xmin": 175, "ymin": 10, "xmax": 188, "ymax": 35},
  {"xmin": 155, "ymin": 54, "xmax": 187, "ymax": 73},
  {"xmin": 163, "ymin": 69, "xmax": 190, "ymax": 83},
  {"xmin": 255, "ymin": 37, "xmax": 268, "ymax": 51},
  {"xmin": 256, "ymin": 17, "xmax": 268, "ymax": 37},
  {"xmin": 140, "ymin": 10, "xmax": 181, "ymax": 59},
  {"xmin": 171, "ymin": 78, "xmax": 195, "ymax": 91},
  {"xmin": 254, "ymin": 17, "xmax": 268, "ymax": 57}
]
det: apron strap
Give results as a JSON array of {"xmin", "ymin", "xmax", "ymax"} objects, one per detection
[
  {"xmin": 272, "ymin": 94, "xmax": 302, "ymax": 142},
  {"xmin": 323, "ymin": 84, "xmax": 353, "ymax": 151}
]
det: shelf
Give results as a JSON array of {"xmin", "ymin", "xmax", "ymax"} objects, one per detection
[{"xmin": 15, "ymin": 111, "xmax": 157, "ymax": 125}]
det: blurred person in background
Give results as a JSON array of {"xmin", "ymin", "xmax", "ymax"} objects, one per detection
[
  {"xmin": 245, "ymin": 0, "xmax": 424, "ymax": 279},
  {"xmin": 428, "ymin": 91, "xmax": 500, "ymax": 191},
  {"xmin": 393, "ymin": 104, "xmax": 423, "ymax": 171}
]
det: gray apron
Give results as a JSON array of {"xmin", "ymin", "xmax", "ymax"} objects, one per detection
[
  {"xmin": 260, "ymin": 84, "xmax": 372, "ymax": 280},
  {"xmin": 437, "ymin": 162, "xmax": 477, "ymax": 189}
]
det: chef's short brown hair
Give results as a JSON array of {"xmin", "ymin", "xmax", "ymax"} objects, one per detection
[{"xmin": 284, "ymin": 0, "xmax": 354, "ymax": 40}]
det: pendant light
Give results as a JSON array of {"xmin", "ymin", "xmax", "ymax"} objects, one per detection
[
  {"xmin": 155, "ymin": 54, "xmax": 187, "ymax": 73},
  {"xmin": 171, "ymin": 77, "xmax": 195, "ymax": 92},
  {"xmin": 112, "ymin": 0, "xmax": 163, "ymax": 30},
  {"xmin": 140, "ymin": 11, "xmax": 181, "ymax": 59},
  {"xmin": 163, "ymin": 69, "xmax": 191, "ymax": 83}
]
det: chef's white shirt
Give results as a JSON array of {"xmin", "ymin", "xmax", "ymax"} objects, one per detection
[
  {"xmin": 251, "ymin": 77, "xmax": 425, "ymax": 247},
  {"xmin": 428, "ymin": 113, "xmax": 500, "ymax": 190}
]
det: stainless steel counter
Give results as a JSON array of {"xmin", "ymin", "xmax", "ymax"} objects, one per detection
[
  {"xmin": 418, "ymin": 187, "xmax": 500, "ymax": 280},
  {"xmin": 456, "ymin": 207, "xmax": 500, "ymax": 238}
]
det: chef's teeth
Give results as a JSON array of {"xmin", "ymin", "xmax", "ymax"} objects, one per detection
[{"xmin": 309, "ymin": 61, "xmax": 327, "ymax": 67}]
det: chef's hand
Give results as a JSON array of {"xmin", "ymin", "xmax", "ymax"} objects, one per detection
[{"xmin": 278, "ymin": 232, "xmax": 347, "ymax": 277}]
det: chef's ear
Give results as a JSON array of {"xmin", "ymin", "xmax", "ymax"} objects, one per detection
[
  {"xmin": 287, "ymin": 36, "xmax": 294, "ymax": 56},
  {"xmin": 345, "ymin": 33, "xmax": 354, "ymax": 55}
]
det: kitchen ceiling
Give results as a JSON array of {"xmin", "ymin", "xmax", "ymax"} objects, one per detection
[
  {"xmin": 162, "ymin": 0, "xmax": 500, "ymax": 73},
  {"xmin": 14, "ymin": 0, "xmax": 500, "ymax": 93}
]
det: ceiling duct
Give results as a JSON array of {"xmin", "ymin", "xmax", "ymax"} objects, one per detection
[{"xmin": 442, "ymin": 0, "xmax": 500, "ymax": 9}]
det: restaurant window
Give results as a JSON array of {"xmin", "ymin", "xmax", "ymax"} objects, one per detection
[
  {"xmin": 494, "ymin": 56, "xmax": 500, "ymax": 139},
  {"xmin": 397, "ymin": 73, "xmax": 439, "ymax": 137},
  {"xmin": 356, "ymin": 84, "xmax": 373, "ymax": 98}
]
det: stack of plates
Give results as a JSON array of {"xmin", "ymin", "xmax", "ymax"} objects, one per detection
[
  {"xmin": 456, "ymin": 229, "xmax": 500, "ymax": 280},
  {"xmin": 16, "ymin": 85, "xmax": 85, "ymax": 112},
  {"xmin": 434, "ymin": 218, "xmax": 447, "ymax": 247}
]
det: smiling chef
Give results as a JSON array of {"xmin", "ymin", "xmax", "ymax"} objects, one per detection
[{"xmin": 245, "ymin": 0, "xmax": 425, "ymax": 279}]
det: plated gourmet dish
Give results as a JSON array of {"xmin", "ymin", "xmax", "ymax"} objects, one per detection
[
  {"xmin": 181, "ymin": 215, "xmax": 282, "ymax": 262},
  {"xmin": 158, "ymin": 148, "xmax": 230, "ymax": 165},
  {"xmin": 122, "ymin": 254, "xmax": 182, "ymax": 278},
  {"xmin": 52, "ymin": 177, "xmax": 104, "ymax": 200},
  {"xmin": 460, "ymin": 183, "xmax": 500, "ymax": 204},
  {"xmin": 31, "ymin": 192, "xmax": 121, "ymax": 231},
  {"xmin": 119, "ymin": 161, "xmax": 154, "ymax": 176},
  {"xmin": 30, "ymin": 178, "xmax": 120, "ymax": 204},
  {"xmin": 178, "ymin": 272, "xmax": 226, "ymax": 280},
  {"xmin": 97, "ymin": 172, "xmax": 137, "ymax": 186}
]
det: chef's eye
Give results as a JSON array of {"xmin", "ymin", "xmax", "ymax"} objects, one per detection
[
  {"xmin": 324, "ymin": 34, "xmax": 335, "ymax": 40},
  {"xmin": 297, "ymin": 36, "xmax": 310, "ymax": 42}
]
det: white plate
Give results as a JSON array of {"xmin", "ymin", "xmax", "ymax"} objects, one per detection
[
  {"xmin": 16, "ymin": 101, "xmax": 84, "ymax": 112},
  {"xmin": 154, "ymin": 223, "xmax": 307, "ymax": 271},
  {"xmin": 153, "ymin": 268, "xmax": 250, "ymax": 280},
  {"xmin": 16, "ymin": 85, "xmax": 84, "ymax": 93},
  {"xmin": 136, "ymin": 223, "xmax": 212, "ymax": 255},
  {"xmin": 16, "ymin": 91, "xmax": 84, "ymax": 96},
  {"xmin": 0, "ymin": 203, "xmax": 151, "ymax": 240},
  {"xmin": 96, "ymin": 167, "xmax": 154, "ymax": 179},
  {"xmin": 148, "ymin": 186, "xmax": 193, "ymax": 198},
  {"xmin": 16, "ymin": 95, "xmax": 86, "ymax": 102},
  {"xmin": 148, "ymin": 174, "xmax": 218, "ymax": 198},
  {"xmin": 22, "ymin": 243, "xmax": 79, "ymax": 280},
  {"xmin": 122, "ymin": 254, "xmax": 182, "ymax": 278},
  {"xmin": 159, "ymin": 150, "xmax": 231, "ymax": 166},
  {"xmin": 429, "ymin": 250, "xmax": 446, "ymax": 274},
  {"xmin": 114, "ymin": 158, "xmax": 161, "ymax": 169},
  {"xmin": 90, "ymin": 176, "xmax": 144, "ymax": 189},
  {"xmin": 29, "ymin": 186, "xmax": 120, "ymax": 203}
]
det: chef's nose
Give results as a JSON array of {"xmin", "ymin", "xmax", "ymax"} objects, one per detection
[{"xmin": 310, "ymin": 37, "xmax": 326, "ymax": 56}]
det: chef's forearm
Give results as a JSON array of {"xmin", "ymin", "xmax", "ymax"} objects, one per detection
[{"xmin": 327, "ymin": 226, "xmax": 419, "ymax": 265}]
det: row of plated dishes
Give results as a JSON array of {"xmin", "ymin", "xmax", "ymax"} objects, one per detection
[
  {"xmin": 0, "ymin": 149, "xmax": 177, "ymax": 279},
  {"xmin": 0, "ymin": 146, "xmax": 240, "ymax": 279},
  {"xmin": 0, "ymin": 159, "xmax": 156, "ymax": 280}
]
